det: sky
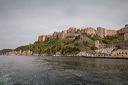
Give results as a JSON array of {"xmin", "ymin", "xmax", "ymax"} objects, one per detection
[{"xmin": 0, "ymin": 0, "xmax": 128, "ymax": 49}]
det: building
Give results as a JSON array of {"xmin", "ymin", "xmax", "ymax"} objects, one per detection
[
  {"xmin": 96, "ymin": 27, "xmax": 117, "ymax": 38},
  {"xmin": 96, "ymin": 27, "xmax": 107, "ymax": 38},
  {"xmin": 50, "ymin": 26, "xmax": 118, "ymax": 40},
  {"xmin": 61, "ymin": 30, "xmax": 67, "ymax": 39},
  {"xmin": 80, "ymin": 27, "xmax": 117, "ymax": 38},
  {"xmin": 38, "ymin": 35, "xmax": 47, "ymax": 42},
  {"xmin": 95, "ymin": 47, "xmax": 115, "ymax": 55},
  {"xmin": 95, "ymin": 40, "xmax": 100, "ymax": 48},
  {"xmin": 94, "ymin": 40, "xmax": 106, "ymax": 49},
  {"xmin": 52, "ymin": 27, "xmax": 80, "ymax": 39},
  {"xmin": 106, "ymin": 30, "xmax": 117, "ymax": 36},
  {"xmin": 66, "ymin": 27, "xmax": 79, "ymax": 37},
  {"xmin": 124, "ymin": 33, "xmax": 128, "ymax": 41},
  {"xmin": 118, "ymin": 24, "xmax": 128, "ymax": 34},
  {"xmin": 52, "ymin": 32, "xmax": 62, "ymax": 39},
  {"xmin": 81, "ymin": 27, "xmax": 96, "ymax": 35},
  {"xmin": 111, "ymin": 49, "xmax": 128, "ymax": 57},
  {"xmin": 116, "ymin": 24, "xmax": 128, "ymax": 41},
  {"xmin": 77, "ymin": 52, "xmax": 94, "ymax": 56}
]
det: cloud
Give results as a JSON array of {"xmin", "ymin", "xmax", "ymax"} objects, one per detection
[{"xmin": 0, "ymin": 0, "xmax": 128, "ymax": 49}]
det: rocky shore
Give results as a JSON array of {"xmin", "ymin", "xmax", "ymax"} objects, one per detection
[
  {"xmin": 5, "ymin": 50, "xmax": 33, "ymax": 56},
  {"xmin": 2, "ymin": 50, "xmax": 128, "ymax": 59}
]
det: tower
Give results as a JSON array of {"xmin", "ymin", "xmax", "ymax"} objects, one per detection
[
  {"xmin": 124, "ymin": 33, "xmax": 128, "ymax": 41},
  {"xmin": 95, "ymin": 40, "xmax": 100, "ymax": 48}
]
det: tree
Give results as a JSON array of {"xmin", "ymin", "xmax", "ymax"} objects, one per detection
[
  {"xmin": 91, "ymin": 46, "xmax": 98, "ymax": 51},
  {"xmin": 61, "ymin": 46, "xmax": 80, "ymax": 55}
]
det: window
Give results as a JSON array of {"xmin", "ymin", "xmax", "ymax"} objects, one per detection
[
  {"xmin": 117, "ymin": 53, "xmax": 118, "ymax": 55},
  {"xmin": 126, "ymin": 52, "xmax": 127, "ymax": 55}
]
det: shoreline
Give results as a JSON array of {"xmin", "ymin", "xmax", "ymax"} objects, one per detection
[
  {"xmin": 39, "ymin": 55, "xmax": 128, "ymax": 59},
  {"xmin": 81, "ymin": 56, "xmax": 128, "ymax": 59},
  {"xmin": 1, "ymin": 54, "xmax": 128, "ymax": 59}
]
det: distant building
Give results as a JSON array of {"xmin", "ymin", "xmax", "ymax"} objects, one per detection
[
  {"xmin": 118, "ymin": 24, "xmax": 128, "ymax": 34},
  {"xmin": 38, "ymin": 35, "xmax": 47, "ymax": 42},
  {"xmin": 96, "ymin": 27, "xmax": 107, "ymax": 38},
  {"xmin": 95, "ymin": 47, "xmax": 115, "ymax": 55},
  {"xmin": 116, "ymin": 24, "xmax": 128, "ymax": 41},
  {"xmin": 111, "ymin": 49, "xmax": 128, "ymax": 57},
  {"xmin": 52, "ymin": 27, "xmax": 80, "ymax": 39},
  {"xmin": 96, "ymin": 27, "xmax": 117, "ymax": 38},
  {"xmin": 77, "ymin": 52, "xmax": 94, "ymax": 56},
  {"xmin": 81, "ymin": 27, "xmax": 96, "ymax": 35},
  {"xmin": 38, "ymin": 25, "xmax": 128, "ymax": 43},
  {"xmin": 124, "ymin": 33, "xmax": 128, "ymax": 41},
  {"xmin": 95, "ymin": 40, "xmax": 100, "ymax": 48},
  {"xmin": 106, "ymin": 30, "xmax": 117, "ymax": 36},
  {"xmin": 47, "ymin": 26, "xmax": 118, "ymax": 41},
  {"xmin": 52, "ymin": 32, "xmax": 62, "ymax": 39}
]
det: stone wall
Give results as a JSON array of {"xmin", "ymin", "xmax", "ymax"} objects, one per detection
[
  {"xmin": 96, "ymin": 27, "xmax": 117, "ymax": 38},
  {"xmin": 118, "ymin": 24, "xmax": 128, "ymax": 34},
  {"xmin": 66, "ymin": 27, "xmax": 77, "ymax": 33},
  {"xmin": 96, "ymin": 27, "xmax": 107, "ymax": 38},
  {"xmin": 124, "ymin": 33, "xmax": 128, "ymax": 41},
  {"xmin": 111, "ymin": 49, "xmax": 128, "ymax": 57},
  {"xmin": 80, "ymin": 35, "xmax": 94, "ymax": 46},
  {"xmin": 106, "ymin": 30, "xmax": 117, "ymax": 36},
  {"xmin": 51, "ymin": 26, "xmax": 118, "ymax": 40},
  {"xmin": 95, "ymin": 47, "xmax": 115, "ymax": 55},
  {"xmin": 52, "ymin": 27, "xmax": 80, "ymax": 39},
  {"xmin": 52, "ymin": 32, "xmax": 62, "ymax": 39},
  {"xmin": 94, "ymin": 40, "xmax": 100, "ymax": 48},
  {"xmin": 81, "ymin": 27, "xmax": 96, "ymax": 35},
  {"xmin": 81, "ymin": 27, "xmax": 117, "ymax": 38},
  {"xmin": 38, "ymin": 25, "xmax": 120, "ymax": 42},
  {"xmin": 38, "ymin": 35, "xmax": 47, "ymax": 42}
]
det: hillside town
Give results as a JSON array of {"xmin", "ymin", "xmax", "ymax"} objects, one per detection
[{"xmin": 1, "ymin": 24, "xmax": 128, "ymax": 58}]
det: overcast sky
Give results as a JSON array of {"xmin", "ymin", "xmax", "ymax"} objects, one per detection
[{"xmin": 0, "ymin": 0, "xmax": 128, "ymax": 49}]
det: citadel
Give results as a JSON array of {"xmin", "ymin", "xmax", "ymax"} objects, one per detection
[{"xmin": 38, "ymin": 24, "xmax": 128, "ymax": 57}]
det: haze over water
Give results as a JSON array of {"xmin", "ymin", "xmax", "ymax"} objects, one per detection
[{"xmin": 0, "ymin": 55, "xmax": 128, "ymax": 85}]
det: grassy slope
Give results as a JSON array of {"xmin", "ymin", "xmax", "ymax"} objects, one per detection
[{"xmin": 15, "ymin": 34, "xmax": 125, "ymax": 54}]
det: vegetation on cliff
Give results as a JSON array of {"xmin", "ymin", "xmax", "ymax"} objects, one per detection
[
  {"xmin": 0, "ymin": 49, "xmax": 13, "ymax": 55},
  {"xmin": 15, "ymin": 35, "xmax": 95, "ymax": 55},
  {"xmin": 14, "ymin": 33, "xmax": 125, "ymax": 55},
  {"xmin": 102, "ymin": 34, "xmax": 124, "ymax": 44}
]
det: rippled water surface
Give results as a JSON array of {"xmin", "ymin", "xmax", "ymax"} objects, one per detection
[{"xmin": 0, "ymin": 55, "xmax": 128, "ymax": 85}]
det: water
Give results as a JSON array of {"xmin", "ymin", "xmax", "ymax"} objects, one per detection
[{"xmin": 0, "ymin": 56, "xmax": 128, "ymax": 85}]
